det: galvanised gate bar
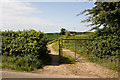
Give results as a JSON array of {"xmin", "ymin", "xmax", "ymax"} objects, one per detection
[{"xmin": 59, "ymin": 39, "xmax": 96, "ymax": 62}]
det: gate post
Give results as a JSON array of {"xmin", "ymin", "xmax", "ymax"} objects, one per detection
[
  {"xmin": 75, "ymin": 40, "xmax": 76, "ymax": 59},
  {"xmin": 59, "ymin": 39, "xmax": 61, "ymax": 63},
  {"xmin": 88, "ymin": 40, "xmax": 90, "ymax": 59}
]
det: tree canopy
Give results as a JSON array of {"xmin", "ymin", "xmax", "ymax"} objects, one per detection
[
  {"xmin": 78, "ymin": 2, "xmax": 120, "ymax": 62},
  {"xmin": 78, "ymin": 2, "xmax": 120, "ymax": 34},
  {"xmin": 60, "ymin": 28, "xmax": 66, "ymax": 35}
]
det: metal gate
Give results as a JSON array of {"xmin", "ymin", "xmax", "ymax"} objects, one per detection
[{"xmin": 59, "ymin": 39, "xmax": 96, "ymax": 62}]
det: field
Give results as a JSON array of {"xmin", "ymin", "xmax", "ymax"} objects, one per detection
[
  {"xmin": 45, "ymin": 33, "xmax": 63, "ymax": 41},
  {"xmin": 45, "ymin": 33, "xmax": 63, "ymax": 44}
]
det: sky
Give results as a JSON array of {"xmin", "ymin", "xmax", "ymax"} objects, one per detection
[{"xmin": 1, "ymin": 0, "xmax": 95, "ymax": 33}]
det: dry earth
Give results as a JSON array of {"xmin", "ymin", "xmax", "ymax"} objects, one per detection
[
  {"xmin": 63, "ymin": 48, "xmax": 118, "ymax": 78},
  {"xmin": 33, "ymin": 43, "xmax": 118, "ymax": 78},
  {"xmin": 2, "ymin": 43, "xmax": 118, "ymax": 78}
]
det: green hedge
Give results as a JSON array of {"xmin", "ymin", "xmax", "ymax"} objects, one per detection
[
  {"xmin": 90, "ymin": 28, "xmax": 119, "ymax": 71},
  {"xmin": 2, "ymin": 30, "xmax": 51, "ymax": 71},
  {"xmin": 91, "ymin": 28, "xmax": 119, "ymax": 61}
]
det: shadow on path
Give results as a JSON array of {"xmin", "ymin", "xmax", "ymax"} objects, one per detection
[{"xmin": 49, "ymin": 54, "xmax": 59, "ymax": 66}]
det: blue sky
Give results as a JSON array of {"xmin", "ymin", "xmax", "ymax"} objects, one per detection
[{"xmin": 2, "ymin": 1, "xmax": 95, "ymax": 33}]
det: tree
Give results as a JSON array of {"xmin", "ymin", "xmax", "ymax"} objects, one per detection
[
  {"xmin": 78, "ymin": 2, "xmax": 120, "ymax": 34},
  {"xmin": 60, "ymin": 28, "xmax": 66, "ymax": 35},
  {"xmin": 78, "ymin": 2, "xmax": 120, "ymax": 60}
]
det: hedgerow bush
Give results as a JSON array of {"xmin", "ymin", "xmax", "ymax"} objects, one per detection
[
  {"xmin": 90, "ymin": 27, "xmax": 119, "ymax": 71},
  {"xmin": 2, "ymin": 30, "xmax": 51, "ymax": 71},
  {"xmin": 91, "ymin": 27, "xmax": 119, "ymax": 61},
  {"xmin": 78, "ymin": 2, "xmax": 120, "ymax": 71}
]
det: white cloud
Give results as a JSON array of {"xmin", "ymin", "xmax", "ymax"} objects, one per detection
[{"xmin": 1, "ymin": 0, "xmax": 62, "ymax": 32}]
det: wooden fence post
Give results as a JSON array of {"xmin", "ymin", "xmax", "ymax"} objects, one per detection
[
  {"xmin": 88, "ymin": 40, "xmax": 90, "ymax": 59},
  {"xmin": 75, "ymin": 40, "xmax": 76, "ymax": 59},
  {"xmin": 59, "ymin": 39, "xmax": 61, "ymax": 63}
]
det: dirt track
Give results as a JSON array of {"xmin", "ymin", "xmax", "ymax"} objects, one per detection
[
  {"xmin": 2, "ymin": 43, "xmax": 118, "ymax": 78},
  {"xmin": 62, "ymin": 48, "xmax": 118, "ymax": 78},
  {"xmin": 33, "ymin": 43, "xmax": 118, "ymax": 78}
]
